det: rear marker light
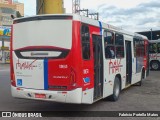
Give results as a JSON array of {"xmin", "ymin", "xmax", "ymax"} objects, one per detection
[
  {"xmin": 72, "ymin": 83, "xmax": 76, "ymax": 87},
  {"xmin": 11, "ymin": 73, "xmax": 16, "ymax": 87},
  {"xmin": 17, "ymin": 88, "xmax": 21, "ymax": 90},
  {"xmin": 70, "ymin": 67, "xmax": 76, "ymax": 86},
  {"xmin": 11, "ymin": 80, "xmax": 14, "ymax": 83}
]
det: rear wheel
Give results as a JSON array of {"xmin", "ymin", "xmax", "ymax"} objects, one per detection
[
  {"xmin": 136, "ymin": 71, "xmax": 143, "ymax": 86},
  {"xmin": 109, "ymin": 77, "xmax": 120, "ymax": 101},
  {"xmin": 150, "ymin": 61, "xmax": 160, "ymax": 70}
]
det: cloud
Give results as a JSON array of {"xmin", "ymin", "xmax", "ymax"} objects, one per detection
[
  {"xmin": 17, "ymin": 0, "xmax": 159, "ymax": 32},
  {"xmin": 137, "ymin": 17, "xmax": 158, "ymax": 25},
  {"xmin": 139, "ymin": 1, "xmax": 160, "ymax": 8},
  {"xmin": 97, "ymin": 0, "xmax": 160, "ymax": 32}
]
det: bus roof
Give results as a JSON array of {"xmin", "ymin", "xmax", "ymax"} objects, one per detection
[{"xmin": 14, "ymin": 14, "xmax": 147, "ymax": 40}]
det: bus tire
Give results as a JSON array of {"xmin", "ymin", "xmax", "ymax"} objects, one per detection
[
  {"xmin": 136, "ymin": 71, "xmax": 143, "ymax": 86},
  {"xmin": 109, "ymin": 77, "xmax": 120, "ymax": 101},
  {"xmin": 150, "ymin": 61, "xmax": 160, "ymax": 70}
]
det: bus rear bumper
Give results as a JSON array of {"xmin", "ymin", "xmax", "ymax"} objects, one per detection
[{"xmin": 11, "ymin": 86, "xmax": 83, "ymax": 104}]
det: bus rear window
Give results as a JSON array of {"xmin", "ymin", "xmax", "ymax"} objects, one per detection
[
  {"xmin": 158, "ymin": 43, "xmax": 160, "ymax": 53},
  {"xmin": 13, "ymin": 19, "xmax": 72, "ymax": 53}
]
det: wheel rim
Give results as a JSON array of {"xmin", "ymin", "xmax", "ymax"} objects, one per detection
[{"xmin": 152, "ymin": 62, "xmax": 159, "ymax": 70}]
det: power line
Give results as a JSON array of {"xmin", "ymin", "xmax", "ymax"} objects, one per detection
[{"xmin": 72, "ymin": 0, "xmax": 99, "ymax": 20}]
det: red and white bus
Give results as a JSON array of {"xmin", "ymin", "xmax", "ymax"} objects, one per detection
[
  {"xmin": 10, "ymin": 14, "xmax": 149, "ymax": 104},
  {"xmin": 149, "ymin": 39, "xmax": 160, "ymax": 70}
]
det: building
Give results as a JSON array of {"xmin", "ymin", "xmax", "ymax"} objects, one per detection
[
  {"xmin": 137, "ymin": 30, "xmax": 160, "ymax": 40},
  {"xmin": 0, "ymin": 0, "xmax": 12, "ymax": 4},
  {"xmin": 0, "ymin": 0, "xmax": 24, "ymax": 26},
  {"xmin": 0, "ymin": 3, "xmax": 16, "ymax": 26},
  {"xmin": 0, "ymin": 0, "xmax": 24, "ymax": 63},
  {"xmin": 14, "ymin": 2, "xmax": 24, "ymax": 16}
]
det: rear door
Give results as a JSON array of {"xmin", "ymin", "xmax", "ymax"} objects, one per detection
[
  {"xmin": 125, "ymin": 41, "xmax": 132, "ymax": 85},
  {"xmin": 92, "ymin": 35, "xmax": 103, "ymax": 100}
]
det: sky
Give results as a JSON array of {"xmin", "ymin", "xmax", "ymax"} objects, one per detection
[{"xmin": 17, "ymin": 0, "xmax": 160, "ymax": 32}]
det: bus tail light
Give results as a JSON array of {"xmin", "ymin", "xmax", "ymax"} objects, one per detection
[
  {"xmin": 11, "ymin": 73, "xmax": 16, "ymax": 87},
  {"xmin": 70, "ymin": 68, "xmax": 76, "ymax": 86},
  {"xmin": 10, "ymin": 25, "xmax": 16, "ymax": 87}
]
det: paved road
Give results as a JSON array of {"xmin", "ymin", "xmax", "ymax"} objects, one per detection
[{"xmin": 0, "ymin": 64, "xmax": 160, "ymax": 120}]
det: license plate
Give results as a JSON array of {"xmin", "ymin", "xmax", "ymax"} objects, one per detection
[{"xmin": 35, "ymin": 93, "xmax": 46, "ymax": 99}]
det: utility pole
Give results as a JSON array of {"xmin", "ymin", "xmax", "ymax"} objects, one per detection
[
  {"xmin": 150, "ymin": 28, "xmax": 152, "ymax": 40},
  {"xmin": 72, "ymin": 0, "xmax": 99, "ymax": 20},
  {"xmin": 79, "ymin": 9, "xmax": 89, "ymax": 17},
  {"xmin": 72, "ymin": 0, "xmax": 80, "ymax": 14},
  {"xmin": 88, "ymin": 13, "xmax": 99, "ymax": 20}
]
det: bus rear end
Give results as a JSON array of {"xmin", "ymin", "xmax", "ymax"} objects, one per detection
[{"xmin": 10, "ymin": 15, "xmax": 83, "ymax": 103}]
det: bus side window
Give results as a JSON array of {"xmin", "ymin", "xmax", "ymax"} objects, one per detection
[
  {"xmin": 82, "ymin": 43, "xmax": 90, "ymax": 59},
  {"xmin": 104, "ymin": 31, "xmax": 115, "ymax": 59},
  {"xmin": 115, "ymin": 33, "xmax": 124, "ymax": 58},
  {"xmin": 158, "ymin": 43, "xmax": 160, "ymax": 53},
  {"xmin": 81, "ymin": 24, "xmax": 90, "ymax": 60},
  {"xmin": 141, "ymin": 40, "xmax": 145, "ymax": 56},
  {"xmin": 149, "ymin": 43, "xmax": 157, "ymax": 53}
]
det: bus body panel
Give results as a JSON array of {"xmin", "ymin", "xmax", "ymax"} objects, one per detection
[
  {"xmin": 12, "ymin": 19, "xmax": 73, "ymax": 90},
  {"xmin": 13, "ymin": 52, "xmax": 45, "ymax": 89},
  {"xmin": 131, "ymin": 36, "xmax": 143, "ymax": 84},
  {"xmin": 80, "ymin": 21, "xmax": 101, "ymax": 101},
  {"xmin": 11, "ymin": 86, "xmax": 83, "ymax": 103},
  {"xmin": 101, "ymin": 28, "xmax": 114, "ymax": 97},
  {"xmin": 11, "ymin": 16, "xmax": 95, "ymax": 104}
]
